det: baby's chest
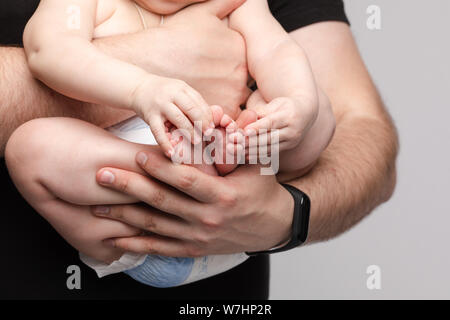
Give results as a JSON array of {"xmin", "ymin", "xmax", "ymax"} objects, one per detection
[{"xmin": 94, "ymin": 0, "xmax": 161, "ymax": 39}]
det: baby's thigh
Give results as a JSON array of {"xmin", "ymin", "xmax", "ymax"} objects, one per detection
[{"xmin": 6, "ymin": 117, "xmax": 155, "ymax": 206}]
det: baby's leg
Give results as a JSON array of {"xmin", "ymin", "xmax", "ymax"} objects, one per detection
[
  {"xmin": 5, "ymin": 118, "xmax": 157, "ymax": 263},
  {"xmin": 4, "ymin": 117, "xmax": 219, "ymax": 265},
  {"xmin": 5, "ymin": 116, "xmax": 220, "ymax": 210},
  {"xmin": 5, "ymin": 118, "xmax": 157, "ymax": 207}
]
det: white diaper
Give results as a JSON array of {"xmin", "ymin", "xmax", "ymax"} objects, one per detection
[{"xmin": 80, "ymin": 116, "xmax": 249, "ymax": 287}]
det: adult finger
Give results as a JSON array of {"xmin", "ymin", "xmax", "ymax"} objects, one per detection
[
  {"xmin": 135, "ymin": 150, "xmax": 225, "ymax": 203},
  {"xmin": 96, "ymin": 167, "xmax": 203, "ymax": 221},
  {"xmin": 105, "ymin": 235, "xmax": 198, "ymax": 257},
  {"xmin": 91, "ymin": 204, "xmax": 194, "ymax": 241}
]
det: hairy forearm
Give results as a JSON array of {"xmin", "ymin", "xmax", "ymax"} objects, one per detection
[
  {"xmin": 0, "ymin": 46, "xmax": 135, "ymax": 157},
  {"xmin": 282, "ymin": 109, "xmax": 398, "ymax": 243}
]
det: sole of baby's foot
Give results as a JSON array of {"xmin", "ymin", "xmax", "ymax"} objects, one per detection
[
  {"xmin": 214, "ymin": 110, "xmax": 259, "ymax": 175},
  {"xmin": 212, "ymin": 127, "xmax": 240, "ymax": 176},
  {"xmin": 235, "ymin": 109, "xmax": 259, "ymax": 129},
  {"xmin": 225, "ymin": 109, "xmax": 258, "ymax": 159}
]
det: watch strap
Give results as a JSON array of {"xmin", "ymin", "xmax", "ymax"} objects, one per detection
[{"xmin": 246, "ymin": 184, "xmax": 310, "ymax": 256}]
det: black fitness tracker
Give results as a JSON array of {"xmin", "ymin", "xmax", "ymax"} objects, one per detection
[{"xmin": 246, "ymin": 184, "xmax": 311, "ymax": 256}]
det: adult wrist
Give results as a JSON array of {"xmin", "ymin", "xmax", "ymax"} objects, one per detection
[
  {"xmin": 251, "ymin": 183, "xmax": 294, "ymax": 252},
  {"xmin": 247, "ymin": 183, "xmax": 310, "ymax": 256},
  {"xmin": 273, "ymin": 184, "xmax": 296, "ymax": 247}
]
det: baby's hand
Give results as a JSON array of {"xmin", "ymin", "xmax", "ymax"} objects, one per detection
[
  {"xmin": 132, "ymin": 76, "xmax": 215, "ymax": 157},
  {"xmin": 243, "ymin": 96, "xmax": 319, "ymax": 153}
]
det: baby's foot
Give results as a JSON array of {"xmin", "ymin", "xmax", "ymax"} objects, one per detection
[
  {"xmin": 214, "ymin": 110, "xmax": 258, "ymax": 176},
  {"xmin": 224, "ymin": 109, "xmax": 258, "ymax": 155}
]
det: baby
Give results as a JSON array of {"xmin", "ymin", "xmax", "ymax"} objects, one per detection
[{"xmin": 6, "ymin": 0, "xmax": 335, "ymax": 287}]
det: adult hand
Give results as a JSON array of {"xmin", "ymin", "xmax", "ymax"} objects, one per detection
[
  {"xmin": 96, "ymin": 0, "xmax": 250, "ymax": 118},
  {"xmin": 92, "ymin": 150, "xmax": 294, "ymax": 257},
  {"xmin": 160, "ymin": 0, "xmax": 251, "ymax": 116}
]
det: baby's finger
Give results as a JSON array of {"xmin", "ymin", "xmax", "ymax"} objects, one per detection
[
  {"xmin": 175, "ymin": 90, "xmax": 214, "ymax": 134},
  {"xmin": 164, "ymin": 104, "xmax": 198, "ymax": 144},
  {"xmin": 245, "ymin": 144, "xmax": 283, "ymax": 162},
  {"xmin": 210, "ymin": 105, "xmax": 224, "ymax": 128},
  {"xmin": 185, "ymin": 88, "xmax": 213, "ymax": 120},
  {"xmin": 246, "ymin": 147, "xmax": 273, "ymax": 158},
  {"xmin": 149, "ymin": 117, "xmax": 175, "ymax": 158},
  {"xmin": 245, "ymin": 131, "xmax": 273, "ymax": 149},
  {"xmin": 243, "ymin": 113, "xmax": 288, "ymax": 136}
]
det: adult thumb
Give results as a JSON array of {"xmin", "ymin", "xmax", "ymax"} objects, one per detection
[{"xmin": 204, "ymin": 0, "xmax": 246, "ymax": 19}]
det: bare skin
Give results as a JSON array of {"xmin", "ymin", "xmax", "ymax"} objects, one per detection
[
  {"xmin": 0, "ymin": 0, "xmax": 251, "ymax": 157},
  {"xmin": 3, "ymin": 4, "xmax": 398, "ymax": 265},
  {"xmin": 86, "ymin": 22, "xmax": 398, "ymax": 256},
  {"xmin": 23, "ymin": 0, "xmax": 333, "ymax": 163},
  {"xmin": 6, "ymin": 0, "xmax": 335, "ymax": 264}
]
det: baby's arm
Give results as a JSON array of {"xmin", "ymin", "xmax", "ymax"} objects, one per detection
[
  {"xmin": 229, "ymin": 0, "xmax": 335, "ymax": 172},
  {"xmin": 230, "ymin": 0, "xmax": 318, "ymax": 108},
  {"xmin": 24, "ymin": 0, "xmax": 213, "ymax": 155}
]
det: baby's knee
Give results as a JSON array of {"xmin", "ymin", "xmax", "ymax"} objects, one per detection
[{"xmin": 5, "ymin": 118, "xmax": 59, "ymax": 183}]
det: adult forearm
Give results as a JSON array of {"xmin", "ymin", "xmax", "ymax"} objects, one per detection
[
  {"xmin": 284, "ymin": 110, "xmax": 398, "ymax": 243},
  {"xmin": 278, "ymin": 23, "xmax": 400, "ymax": 243},
  {"xmin": 0, "ymin": 47, "xmax": 133, "ymax": 157}
]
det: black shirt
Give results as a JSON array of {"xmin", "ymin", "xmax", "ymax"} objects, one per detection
[{"xmin": 0, "ymin": 0, "xmax": 348, "ymax": 299}]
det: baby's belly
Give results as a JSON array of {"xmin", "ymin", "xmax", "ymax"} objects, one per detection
[{"xmin": 94, "ymin": 0, "xmax": 160, "ymax": 39}]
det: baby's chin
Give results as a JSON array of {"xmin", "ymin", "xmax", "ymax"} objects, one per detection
[{"xmin": 135, "ymin": 0, "xmax": 193, "ymax": 15}]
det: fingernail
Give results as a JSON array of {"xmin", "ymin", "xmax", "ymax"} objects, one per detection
[
  {"xmin": 99, "ymin": 170, "xmax": 115, "ymax": 184},
  {"xmin": 103, "ymin": 239, "xmax": 116, "ymax": 248},
  {"xmin": 209, "ymin": 122, "xmax": 215, "ymax": 129},
  {"xmin": 92, "ymin": 206, "xmax": 110, "ymax": 215},
  {"xmin": 136, "ymin": 152, "xmax": 148, "ymax": 166}
]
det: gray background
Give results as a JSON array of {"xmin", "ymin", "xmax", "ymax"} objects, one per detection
[{"xmin": 270, "ymin": 0, "xmax": 450, "ymax": 299}]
